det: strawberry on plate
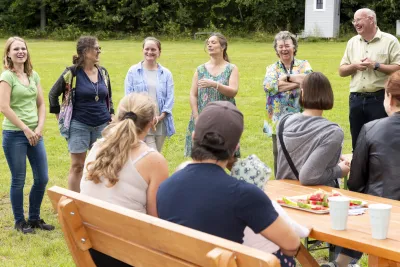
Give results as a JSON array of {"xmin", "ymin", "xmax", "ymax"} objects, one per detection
[
  {"xmin": 311, "ymin": 205, "xmax": 328, "ymax": 211},
  {"xmin": 308, "ymin": 189, "xmax": 327, "ymax": 202}
]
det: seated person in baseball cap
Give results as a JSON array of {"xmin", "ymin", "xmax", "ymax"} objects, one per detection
[{"xmin": 156, "ymin": 101, "xmax": 301, "ymax": 260}]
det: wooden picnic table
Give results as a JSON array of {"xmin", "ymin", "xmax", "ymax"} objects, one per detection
[{"xmin": 265, "ymin": 179, "xmax": 400, "ymax": 267}]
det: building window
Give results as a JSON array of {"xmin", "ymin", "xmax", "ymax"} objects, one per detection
[
  {"xmin": 316, "ymin": 0, "xmax": 323, "ymax": 9},
  {"xmin": 314, "ymin": 0, "xmax": 325, "ymax": 11}
]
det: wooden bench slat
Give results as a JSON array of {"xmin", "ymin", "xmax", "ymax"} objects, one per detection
[
  {"xmin": 59, "ymin": 197, "xmax": 92, "ymax": 251},
  {"xmin": 87, "ymin": 227, "xmax": 196, "ymax": 267},
  {"xmin": 295, "ymin": 243, "xmax": 319, "ymax": 267},
  {"xmin": 57, "ymin": 196, "xmax": 96, "ymax": 267}
]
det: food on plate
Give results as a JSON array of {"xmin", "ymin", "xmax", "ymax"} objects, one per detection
[
  {"xmin": 282, "ymin": 197, "xmax": 297, "ymax": 207},
  {"xmin": 350, "ymin": 199, "xmax": 363, "ymax": 206},
  {"xmin": 277, "ymin": 188, "xmax": 365, "ymax": 212}
]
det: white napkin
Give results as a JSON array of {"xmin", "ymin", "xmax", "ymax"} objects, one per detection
[{"xmin": 348, "ymin": 208, "xmax": 367, "ymax": 216}]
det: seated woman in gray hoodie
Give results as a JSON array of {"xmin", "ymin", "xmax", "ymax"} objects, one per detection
[
  {"xmin": 276, "ymin": 72, "xmax": 359, "ymax": 267},
  {"xmin": 275, "ymin": 72, "xmax": 350, "ymax": 186}
]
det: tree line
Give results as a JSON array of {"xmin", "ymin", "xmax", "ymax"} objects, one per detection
[{"xmin": 0, "ymin": 0, "xmax": 399, "ymax": 38}]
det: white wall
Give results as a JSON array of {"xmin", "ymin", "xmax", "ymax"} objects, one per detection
[
  {"xmin": 304, "ymin": 0, "xmax": 340, "ymax": 38},
  {"xmin": 397, "ymin": 20, "xmax": 400, "ymax": 36}
]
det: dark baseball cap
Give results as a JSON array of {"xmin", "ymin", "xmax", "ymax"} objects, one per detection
[{"xmin": 194, "ymin": 101, "xmax": 244, "ymax": 154}]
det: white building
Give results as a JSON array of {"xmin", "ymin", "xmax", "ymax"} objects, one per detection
[{"xmin": 304, "ymin": 0, "xmax": 341, "ymax": 38}]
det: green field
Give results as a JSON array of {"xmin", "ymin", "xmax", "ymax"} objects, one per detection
[{"xmin": 0, "ymin": 39, "xmax": 360, "ymax": 266}]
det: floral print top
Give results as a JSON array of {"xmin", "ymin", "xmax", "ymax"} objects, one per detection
[
  {"xmin": 263, "ymin": 58, "xmax": 312, "ymax": 136},
  {"xmin": 184, "ymin": 63, "xmax": 236, "ymax": 157},
  {"xmin": 196, "ymin": 63, "xmax": 236, "ymax": 113}
]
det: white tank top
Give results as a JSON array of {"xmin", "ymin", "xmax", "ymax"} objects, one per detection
[{"xmin": 80, "ymin": 141, "xmax": 156, "ymax": 214}]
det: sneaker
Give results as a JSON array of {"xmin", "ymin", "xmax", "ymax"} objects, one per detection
[
  {"xmin": 28, "ymin": 219, "xmax": 55, "ymax": 231},
  {"xmin": 15, "ymin": 220, "xmax": 35, "ymax": 234},
  {"xmin": 321, "ymin": 262, "xmax": 338, "ymax": 267}
]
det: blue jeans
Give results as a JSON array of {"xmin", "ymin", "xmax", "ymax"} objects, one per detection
[
  {"xmin": 349, "ymin": 90, "xmax": 387, "ymax": 150},
  {"xmin": 2, "ymin": 130, "xmax": 49, "ymax": 223}
]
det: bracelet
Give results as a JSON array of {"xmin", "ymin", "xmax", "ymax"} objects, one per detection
[{"xmin": 216, "ymin": 81, "xmax": 219, "ymax": 90}]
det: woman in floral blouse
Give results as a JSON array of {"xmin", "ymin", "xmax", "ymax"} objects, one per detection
[{"xmin": 263, "ymin": 31, "xmax": 313, "ymax": 174}]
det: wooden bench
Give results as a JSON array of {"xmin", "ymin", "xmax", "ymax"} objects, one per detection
[{"xmin": 47, "ymin": 186, "xmax": 281, "ymax": 267}]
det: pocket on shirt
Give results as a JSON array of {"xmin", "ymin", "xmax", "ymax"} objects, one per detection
[
  {"xmin": 132, "ymin": 81, "xmax": 145, "ymax": 91},
  {"xmin": 375, "ymin": 53, "xmax": 388, "ymax": 64}
]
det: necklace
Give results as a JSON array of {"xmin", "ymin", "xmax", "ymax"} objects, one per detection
[
  {"xmin": 280, "ymin": 60, "xmax": 294, "ymax": 75},
  {"xmin": 84, "ymin": 69, "xmax": 99, "ymax": 101},
  {"xmin": 93, "ymin": 82, "xmax": 99, "ymax": 102}
]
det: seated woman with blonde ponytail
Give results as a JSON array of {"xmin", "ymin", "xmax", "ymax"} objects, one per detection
[{"xmin": 80, "ymin": 93, "xmax": 169, "ymax": 217}]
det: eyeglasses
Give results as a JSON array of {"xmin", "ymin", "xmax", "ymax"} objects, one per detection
[
  {"xmin": 352, "ymin": 17, "xmax": 368, "ymax": 24},
  {"xmin": 93, "ymin": 46, "xmax": 102, "ymax": 52}
]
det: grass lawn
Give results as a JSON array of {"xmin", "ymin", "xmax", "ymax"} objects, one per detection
[{"xmin": 0, "ymin": 39, "xmax": 366, "ymax": 266}]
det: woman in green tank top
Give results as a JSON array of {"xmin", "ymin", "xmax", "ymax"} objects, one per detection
[{"xmin": 184, "ymin": 33, "xmax": 240, "ymax": 157}]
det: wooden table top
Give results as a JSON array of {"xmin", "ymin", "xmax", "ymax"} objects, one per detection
[{"xmin": 265, "ymin": 180, "xmax": 400, "ymax": 262}]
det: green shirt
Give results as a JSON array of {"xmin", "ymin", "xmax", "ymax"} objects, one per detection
[
  {"xmin": 0, "ymin": 70, "xmax": 40, "ymax": 131},
  {"xmin": 340, "ymin": 28, "xmax": 400, "ymax": 93}
]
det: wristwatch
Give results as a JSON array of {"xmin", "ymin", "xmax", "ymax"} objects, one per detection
[
  {"xmin": 286, "ymin": 75, "xmax": 291, "ymax": 82},
  {"xmin": 374, "ymin": 62, "xmax": 380, "ymax": 70}
]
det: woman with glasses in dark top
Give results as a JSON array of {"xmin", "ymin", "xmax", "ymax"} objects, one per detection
[{"xmin": 49, "ymin": 36, "xmax": 114, "ymax": 193}]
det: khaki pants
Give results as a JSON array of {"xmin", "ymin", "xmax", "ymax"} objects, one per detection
[{"xmin": 145, "ymin": 135, "xmax": 166, "ymax": 152}]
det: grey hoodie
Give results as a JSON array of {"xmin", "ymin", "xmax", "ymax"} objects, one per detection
[{"xmin": 276, "ymin": 113, "xmax": 343, "ymax": 187}]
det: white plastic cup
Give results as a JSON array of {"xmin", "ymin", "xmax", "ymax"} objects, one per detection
[
  {"xmin": 328, "ymin": 196, "xmax": 350, "ymax": 230},
  {"xmin": 369, "ymin": 204, "xmax": 392, "ymax": 240}
]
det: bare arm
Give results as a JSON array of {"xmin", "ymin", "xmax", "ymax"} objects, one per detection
[
  {"xmin": 277, "ymin": 80, "xmax": 299, "ymax": 92},
  {"xmin": 35, "ymin": 83, "xmax": 46, "ymax": 137},
  {"xmin": 376, "ymin": 64, "xmax": 400, "ymax": 75},
  {"xmin": 0, "ymin": 81, "xmax": 38, "ymax": 146},
  {"xmin": 289, "ymin": 73, "xmax": 307, "ymax": 84},
  {"xmin": 339, "ymin": 64, "xmax": 359, "ymax": 77},
  {"xmin": 259, "ymin": 216, "xmax": 301, "ymax": 256},
  {"xmin": 197, "ymin": 65, "xmax": 239, "ymax": 98},
  {"xmin": 338, "ymin": 60, "xmax": 400, "ymax": 77},
  {"xmin": 146, "ymin": 153, "xmax": 169, "ymax": 217},
  {"xmin": 360, "ymin": 59, "xmax": 400, "ymax": 75},
  {"xmin": 189, "ymin": 71, "xmax": 199, "ymax": 120}
]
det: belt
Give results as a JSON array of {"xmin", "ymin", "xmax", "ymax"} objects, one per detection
[{"xmin": 351, "ymin": 89, "xmax": 384, "ymax": 97}]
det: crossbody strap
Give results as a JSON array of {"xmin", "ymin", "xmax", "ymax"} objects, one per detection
[{"xmin": 278, "ymin": 115, "xmax": 299, "ymax": 180}]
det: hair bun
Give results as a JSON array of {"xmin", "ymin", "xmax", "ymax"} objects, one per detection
[{"xmin": 72, "ymin": 55, "xmax": 79, "ymax": 64}]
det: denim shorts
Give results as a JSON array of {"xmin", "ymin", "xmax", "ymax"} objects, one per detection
[{"xmin": 67, "ymin": 119, "xmax": 108, "ymax": 153}]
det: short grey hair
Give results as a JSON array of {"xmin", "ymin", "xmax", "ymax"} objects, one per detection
[
  {"xmin": 358, "ymin": 8, "xmax": 377, "ymax": 25},
  {"xmin": 273, "ymin": 31, "xmax": 298, "ymax": 56}
]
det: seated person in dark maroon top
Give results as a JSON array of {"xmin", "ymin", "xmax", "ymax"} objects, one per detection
[{"xmin": 157, "ymin": 101, "xmax": 300, "ymax": 259}]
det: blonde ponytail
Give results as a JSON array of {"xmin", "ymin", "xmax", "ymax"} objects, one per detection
[{"xmin": 86, "ymin": 93, "xmax": 157, "ymax": 186}]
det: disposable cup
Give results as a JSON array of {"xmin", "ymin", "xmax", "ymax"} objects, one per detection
[
  {"xmin": 369, "ymin": 204, "xmax": 392, "ymax": 240},
  {"xmin": 328, "ymin": 196, "xmax": 350, "ymax": 230}
]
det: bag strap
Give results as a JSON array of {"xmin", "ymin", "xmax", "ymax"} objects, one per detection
[
  {"xmin": 67, "ymin": 65, "xmax": 77, "ymax": 89},
  {"xmin": 278, "ymin": 115, "xmax": 299, "ymax": 180}
]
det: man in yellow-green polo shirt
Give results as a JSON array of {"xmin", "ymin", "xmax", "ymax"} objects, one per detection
[{"xmin": 339, "ymin": 8, "xmax": 400, "ymax": 150}]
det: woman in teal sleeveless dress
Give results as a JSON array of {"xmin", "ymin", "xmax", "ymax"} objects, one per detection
[{"xmin": 184, "ymin": 33, "xmax": 239, "ymax": 157}]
